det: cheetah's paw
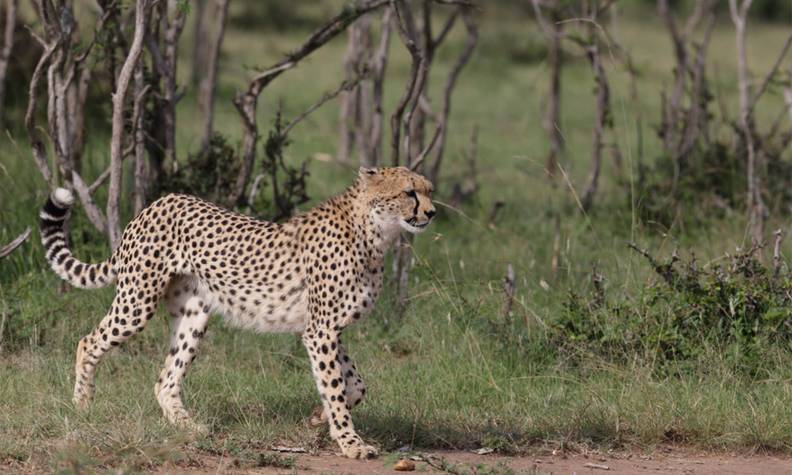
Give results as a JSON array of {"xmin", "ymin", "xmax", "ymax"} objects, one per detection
[{"xmin": 340, "ymin": 440, "xmax": 379, "ymax": 459}]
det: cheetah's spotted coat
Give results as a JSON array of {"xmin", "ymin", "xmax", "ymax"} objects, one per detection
[{"xmin": 39, "ymin": 167, "xmax": 436, "ymax": 459}]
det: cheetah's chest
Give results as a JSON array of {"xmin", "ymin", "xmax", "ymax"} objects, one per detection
[{"xmin": 339, "ymin": 266, "xmax": 384, "ymax": 327}]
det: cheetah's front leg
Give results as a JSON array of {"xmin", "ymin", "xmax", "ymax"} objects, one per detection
[
  {"xmin": 310, "ymin": 340, "xmax": 366, "ymax": 427},
  {"xmin": 302, "ymin": 329, "xmax": 378, "ymax": 459}
]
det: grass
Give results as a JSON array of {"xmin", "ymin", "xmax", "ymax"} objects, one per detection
[{"xmin": 3, "ymin": 1, "xmax": 792, "ymax": 472}]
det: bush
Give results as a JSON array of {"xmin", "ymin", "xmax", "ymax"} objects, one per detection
[
  {"xmin": 553, "ymin": 244, "xmax": 792, "ymax": 373},
  {"xmin": 636, "ymin": 137, "xmax": 792, "ymax": 228},
  {"xmin": 156, "ymin": 133, "xmax": 242, "ymax": 205}
]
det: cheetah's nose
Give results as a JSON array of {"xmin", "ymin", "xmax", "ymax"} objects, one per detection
[{"xmin": 425, "ymin": 209, "xmax": 436, "ymax": 220}]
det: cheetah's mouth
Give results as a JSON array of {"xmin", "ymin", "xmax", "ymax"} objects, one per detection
[{"xmin": 401, "ymin": 217, "xmax": 430, "ymax": 233}]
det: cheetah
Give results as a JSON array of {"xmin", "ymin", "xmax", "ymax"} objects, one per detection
[{"xmin": 39, "ymin": 166, "xmax": 436, "ymax": 459}]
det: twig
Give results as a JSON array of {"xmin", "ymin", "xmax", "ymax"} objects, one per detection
[
  {"xmin": 247, "ymin": 174, "xmax": 267, "ymax": 208},
  {"xmin": 428, "ymin": 6, "xmax": 477, "ymax": 182},
  {"xmin": 747, "ymin": 31, "xmax": 792, "ymax": 115},
  {"xmin": 583, "ymin": 462, "xmax": 610, "ymax": 471},
  {"xmin": 283, "ymin": 76, "xmax": 365, "ymax": 137},
  {"xmin": 0, "ymin": 228, "xmax": 31, "ymax": 259},
  {"xmin": 487, "ymin": 200, "xmax": 505, "ymax": 228},
  {"xmin": 389, "ymin": 0, "xmax": 425, "ymax": 166},
  {"xmin": 24, "ymin": 38, "xmax": 57, "ymax": 185},
  {"xmin": 580, "ymin": 10, "xmax": 610, "ymax": 212},
  {"xmin": 501, "ymin": 264, "xmax": 515, "ymax": 319},
  {"xmin": 409, "ymin": 122, "xmax": 442, "ymax": 171},
  {"xmin": 628, "ymin": 242, "xmax": 684, "ymax": 290},
  {"xmin": 773, "ymin": 228, "xmax": 783, "ymax": 278},
  {"xmin": 551, "ymin": 213, "xmax": 561, "ymax": 276}
]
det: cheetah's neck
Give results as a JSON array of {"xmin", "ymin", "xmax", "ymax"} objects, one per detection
[{"xmin": 327, "ymin": 184, "xmax": 402, "ymax": 257}]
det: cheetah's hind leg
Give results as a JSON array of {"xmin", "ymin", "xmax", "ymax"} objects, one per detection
[
  {"xmin": 74, "ymin": 285, "xmax": 160, "ymax": 408},
  {"xmin": 156, "ymin": 276, "xmax": 211, "ymax": 434}
]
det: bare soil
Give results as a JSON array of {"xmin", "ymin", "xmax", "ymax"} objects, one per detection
[{"xmin": 151, "ymin": 448, "xmax": 792, "ymax": 474}]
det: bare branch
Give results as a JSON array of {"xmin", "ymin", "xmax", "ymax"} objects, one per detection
[
  {"xmin": 431, "ymin": 8, "xmax": 458, "ymax": 49},
  {"xmin": 389, "ymin": 0, "xmax": 425, "ymax": 166},
  {"xmin": 229, "ymin": 0, "xmax": 389, "ymax": 206},
  {"xmin": 428, "ymin": 6, "xmax": 477, "ymax": 182},
  {"xmin": 501, "ymin": 264, "xmax": 515, "ymax": 319},
  {"xmin": 773, "ymin": 228, "xmax": 784, "ymax": 278},
  {"xmin": 72, "ymin": 171, "xmax": 109, "ymax": 232},
  {"xmin": 580, "ymin": 12, "xmax": 611, "ymax": 213},
  {"xmin": 107, "ymin": 0, "xmax": 151, "ymax": 249},
  {"xmin": 283, "ymin": 76, "xmax": 364, "ymax": 137},
  {"xmin": 0, "ymin": 228, "xmax": 31, "ymax": 259},
  {"xmin": 25, "ymin": 39, "xmax": 57, "ymax": 185},
  {"xmin": 747, "ymin": 31, "xmax": 792, "ymax": 115},
  {"xmin": 410, "ymin": 122, "xmax": 442, "ymax": 171},
  {"xmin": 533, "ymin": 0, "xmax": 564, "ymax": 180}
]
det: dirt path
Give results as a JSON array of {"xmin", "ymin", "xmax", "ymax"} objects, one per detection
[{"xmin": 156, "ymin": 448, "xmax": 792, "ymax": 474}]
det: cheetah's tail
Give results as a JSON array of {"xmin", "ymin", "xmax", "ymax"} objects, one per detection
[{"xmin": 39, "ymin": 188, "xmax": 117, "ymax": 289}]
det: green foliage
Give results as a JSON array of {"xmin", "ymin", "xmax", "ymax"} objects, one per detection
[
  {"xmin": 751, "ymin": 0, "xmax": 792, "ymax": 21},
  {"xmin": 555, "ymin": 246, "xmax": 792, "ymax": 372},
  {"xmin": 250, "ymin": 110, "xmax": 310, "ymax": 222},
  {"xmin": 636, "ymin": 137, "xmax": 792, "ymax": 228},
  {"xmin": 156, "ymin": 133, "xmax": 242, "ymax": 205}
]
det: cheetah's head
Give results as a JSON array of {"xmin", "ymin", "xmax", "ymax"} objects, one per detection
[{"xmin": 358, "ymin": 167, "xmax": 436, "ymax": 234}]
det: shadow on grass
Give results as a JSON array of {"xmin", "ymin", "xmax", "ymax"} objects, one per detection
[{"xmin": 357, "ymin": 412, "xmax": 539, "ymax": 454}]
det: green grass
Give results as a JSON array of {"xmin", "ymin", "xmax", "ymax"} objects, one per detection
[{"xmin": 4, "ymin": 2, "xmax": 792, "ymax": 472}]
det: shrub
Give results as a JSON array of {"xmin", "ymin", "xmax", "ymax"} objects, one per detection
[
  {"xmin": 553, "ymin": 244, "xmax": 792, "ymax": 373},
  {"xmin": 156, "ymin": 133, "xmax": 242, "ymax": 205},
  {"xmin": 635, "ymin": 137, "xmax": 792, "ymax": 228}
]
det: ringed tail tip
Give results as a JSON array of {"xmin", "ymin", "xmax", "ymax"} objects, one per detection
[{"xmin": 52, "ymin": 188, "xmax": 75, "ymax": 208}]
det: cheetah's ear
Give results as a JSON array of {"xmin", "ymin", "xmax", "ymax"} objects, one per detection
[{"xmin": 358, "ymin": 167, "xmax": 379, "ymax": 183}]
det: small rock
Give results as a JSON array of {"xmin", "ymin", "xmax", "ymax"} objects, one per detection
[
  {"xmin": 475, "ymin": 447, "xmax": 495, "ymax": 455},
  {"xmin": 394, "ymin": 459, "xmax": 416, "ymax": 471}
]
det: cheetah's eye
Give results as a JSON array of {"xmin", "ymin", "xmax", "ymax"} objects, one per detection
[{"xmin": 404, "ymin": 190, "xmax": 417, "ymax": 198}]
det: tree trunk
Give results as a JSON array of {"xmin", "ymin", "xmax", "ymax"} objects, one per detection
[
  {"xmin": 730, "ymin": 0, "xmax": 764, "ymax": 243},
  {"xmin": 0, "ymin": 0, "xmax": 18, "ymax": 131},
  {"xmin": 199, "ymin": 0, "xmax": 230, "ymax": 154},
  {"xmin": 544, "ymin": 11, "xmax": 562, "ymax": 180},
  {"xmin": 133, "ymin": 64, "xmax": 148, "ymax": 214},
  {"xmin": 337, "ymin": 14, "xmax": 372, "ymax": 163},
  {"xmin": 107, "ymin": 0, "xmax": 150, "ymax": 249},
  {"xmin": 580, "ymin": 21, "xmax": 609, "ymax": 213},
  {"xmin": 365, "ymin": 7, "xmax": 393, "ymax": 167},
  {"xmin": 162, "ymin": 0, "xmax": 187, "ymax": 172},
  {"xmin": 190, "ymin": 0, "xmax": 208, "ymax": 87}
]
